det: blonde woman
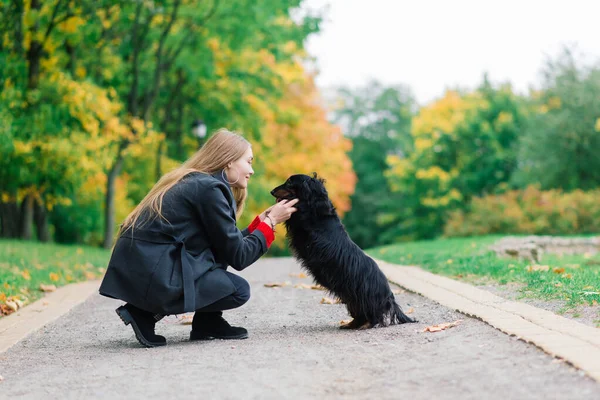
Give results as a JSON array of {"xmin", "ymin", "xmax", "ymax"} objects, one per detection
[{"xmin": 99, "ymin": 129, "xmax": 298, "ymax": 347}]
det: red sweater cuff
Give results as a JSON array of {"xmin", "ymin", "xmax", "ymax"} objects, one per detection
[
  {"xmin": 255, "ymin": 221, "xmax": 275, "ymax": 247},
  {"xmin": 247, "ymin": 215, "xmax": 261, "ymax": 233}
]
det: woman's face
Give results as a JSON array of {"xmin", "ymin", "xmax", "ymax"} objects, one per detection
[{"xmin": 227, "ymin": 146, "xmax": 254, "ymax": 189}]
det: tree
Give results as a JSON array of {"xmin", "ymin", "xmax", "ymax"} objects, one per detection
[
  {"xmin": 513, "ymin": 48, "xmax": 600, "ymax": 191},
  {"xmin": 330, "ymin": 81, "xmax": 415, "ymax": 248},
  {"xmin": 385, "ymin": 77, "xmax": 526, "ymax": 240}
]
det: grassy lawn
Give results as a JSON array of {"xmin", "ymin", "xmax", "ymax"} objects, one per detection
[
  {"xmin": 368, "ymin": 235, "xmax": 600, "ymax": 309},
  {"xmin": 0, "ymin": 240, "xmax": 110, "ymax": 317}
]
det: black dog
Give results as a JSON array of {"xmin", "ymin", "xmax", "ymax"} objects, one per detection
[{"xmin": 271, "ymin": 173, "xmax": 416, "ymax": 329}]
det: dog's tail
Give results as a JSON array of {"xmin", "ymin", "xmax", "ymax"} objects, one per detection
[{"xmin": 389, "ymin": 295, "xmax": 417, "ymax": 324}]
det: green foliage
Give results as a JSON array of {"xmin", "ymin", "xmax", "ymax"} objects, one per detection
[
  {"xmin": 512, "ymin": 48, "xmax": 600, "ymax": 190},
  {"xmin": 444, "ymin": 186, "xmax": 600, "ymax": 237},
  {"xmin": 0, "ymin": 0, "xmax": 332, "ymax": 246},
  {"xmin": 384, "ymin": 77, "xmax": 527, "ymax": 240},
  {"xmin": 332, "ymin": 81, "xmax": 415, "ymax": 248}
]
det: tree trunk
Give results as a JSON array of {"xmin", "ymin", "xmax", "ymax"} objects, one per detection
[
  {"xmin": 104, "ymin": 149, "xmax": 126, "ymax": 249},
  {"xmin": 34, "ymin": 200, "xmax": 50, "ymax": 242},
  {"xmin": 0, "ymin": 201, "xmax": 21, "ymax": 238},
  {"xmin": 20, "ymin": 194, "xmax": 34, "ymax": 240}
]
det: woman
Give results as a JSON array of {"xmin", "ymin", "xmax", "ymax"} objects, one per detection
[{"xmin": 99, "ymin": 129, "xmax": 298, "ymax": 347}]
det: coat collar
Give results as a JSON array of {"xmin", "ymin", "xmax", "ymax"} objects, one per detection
[{"xmin": 211, "ymin": 169, "xmax": 237, "ymax": 213}]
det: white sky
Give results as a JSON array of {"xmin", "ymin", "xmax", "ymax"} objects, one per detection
[{"xmin": 302, "ymin": 0, "xmax": 600, "ymax": 105}]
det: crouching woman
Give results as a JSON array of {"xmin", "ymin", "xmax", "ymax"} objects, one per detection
[{"xmin": 99, "ymin": 129, "xmax": 298, "ymax": 347}]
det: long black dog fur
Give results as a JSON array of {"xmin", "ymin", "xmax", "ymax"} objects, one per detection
[{"xmin": 271, "ymin": 173, "xmax": 416, "ymax": 329}]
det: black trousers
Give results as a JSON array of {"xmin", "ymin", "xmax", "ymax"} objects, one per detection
[{"xmin": 195, "ymin": 271, "xmax": 251, "ymax": 313}]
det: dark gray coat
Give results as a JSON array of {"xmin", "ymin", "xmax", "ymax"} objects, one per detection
[{"xmin": 99, "ymin": 171, "xmax": 268, "ymax": 315}]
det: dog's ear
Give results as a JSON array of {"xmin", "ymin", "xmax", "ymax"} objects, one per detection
[{"xmin": 311, "ymin": 172, "xmax": 326, "ymax": 185}]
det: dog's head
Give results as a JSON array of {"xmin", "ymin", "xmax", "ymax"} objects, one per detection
[{"xmin": 270, "ymin": 173, "xmax": 336, "ymax": 218}]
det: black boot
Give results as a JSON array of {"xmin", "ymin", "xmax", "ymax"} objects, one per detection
[
  {"xmin": 116, "ymin": 304, "xmax": 167, "ymax": 348},
  {"xmin": 190, "ymin": 311, "xmax": 248, "ymax": 340}
]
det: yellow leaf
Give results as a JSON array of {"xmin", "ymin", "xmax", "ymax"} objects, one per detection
[
  {"xmin": 422, "ymin": 320, "xmax": 462, "ymax": 333},
  {"xmin": 49, "ymin": 272, "xmax": 59, "ymax": 282},
  {"xmin": 526, "ymin": 265, "xmax": 550, "ymax": 272},
  {"xmin": 85, "ymin": 272, "xmax": 96, "ymax": 280},
  {"xmin": 552, "ymin": 267, "xmax": 565, "ymax": 274},
  {"xmin": 293, "ymin": 283, "xmax": 312, "ymax": 289},
  {"xmin": 289, "ymin": 273, "xmax": 307, "ymax": 278},
  {"xmin": 40, "ymin": 284, "xmax": 57, "ymax": 292},
  {"xmin": 21, "ymin": 270, "xmax": 31, "ymax": 280},
  {"xmin": 264, "ymin": 282, "xmax": 288, "ymax": 288}
]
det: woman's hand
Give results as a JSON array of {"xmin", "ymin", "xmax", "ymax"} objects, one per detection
[
  {"xmin": 259, "ymin": 205, "xmax": 276, "ymax": 222},
  {"xmin": 265, "ymin": 199, "xmax": 299, "ymax": 226}
]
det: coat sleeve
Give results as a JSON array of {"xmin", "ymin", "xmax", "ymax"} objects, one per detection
[{"xmin": 193, "ymin": 184, "xmax": 274, "ymax": 271}]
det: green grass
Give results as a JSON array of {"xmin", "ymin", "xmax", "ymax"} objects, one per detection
[
  {"xmin": 368, "ymin": 235, "xmax": 600, "ymax": 307},
  {"xmin": 0, "ymin": 240, "xmax": 110, "ymax": 315}
]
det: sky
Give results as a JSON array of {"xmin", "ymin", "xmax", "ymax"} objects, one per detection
[{"xmin": 301, "ymin": 0, "xmax": 600, "ymax": 105}]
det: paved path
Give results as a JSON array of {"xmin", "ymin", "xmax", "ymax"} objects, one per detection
[{"xmin": 0, "ymin": 257, "xmax": 599, "ymax": 399}]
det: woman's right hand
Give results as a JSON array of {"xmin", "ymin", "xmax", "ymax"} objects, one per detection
[{"xmin": 266, "ymin": 199, "xmax": 299, "ymax": 226}]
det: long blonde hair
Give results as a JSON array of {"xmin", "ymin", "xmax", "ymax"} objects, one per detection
[{"xmin": 120, "ymin": 128, "xmax": 250, "ymax": 234}]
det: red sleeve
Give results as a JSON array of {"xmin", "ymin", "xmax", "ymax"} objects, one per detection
[
  {"xmin": 255, "ymin": 221, "xmax": 275, "ymax": 247},
  {"xmin": 247, "ymin": 215, "xmax": 261, "ymax": 233}
]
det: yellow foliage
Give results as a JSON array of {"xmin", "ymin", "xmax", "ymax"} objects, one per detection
[
  {"xmin": 58, "ymin": 16, "xmax": 85, "ymax": 33},
  {"xmin": 416, "ymin": 166, "xmax": 452, "ymax": 182},
  {"xmin": 547, "ymin": 96, "xmax": 561, "ymax": 110},
  {"xmin": 411, "ymin": 90, "xmax": 471, "ymax": 138}
]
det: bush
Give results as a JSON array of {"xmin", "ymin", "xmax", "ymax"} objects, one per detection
[{"xmin": 444, "ymin": 185, "xmax": 600, "ymax": 237}]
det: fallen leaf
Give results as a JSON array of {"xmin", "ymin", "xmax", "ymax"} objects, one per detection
[
  {"xmin": 49, "ymin": 273, "xmax": 59, "ymax": 282},
  {"xmin": 526, "ymin": 265, "xmax": 550, "ymax": 272},
  {"xmin": 179, "ymin": 314, "xmax": 193, "ymax": 325},
  {"xmin": 0, "ymin": 293, "xmax": 5, "ymax": 302},
  {"xmin": 320, "ymin": 297, "xmax": 342, "ymax": 304},
  {"xmin": 422, "ymin": 320, "xmax": 462, "ymax": 333},
  {"xmin": 554, "ymin": 283, "xmax": 563, "ymax": 287},
  {"xmin": 583, "ymin": 285, "xmax": 594, "ymax": 290},
  {"xmin": 561, "ymin": 273, "xmax": 572, "ymax": 279},
  {"xmin": 39, "ymin": 284, "xmax": 57, "ymax": 292},
  {"xmin": 553, "ymin": 267, "xmax": 565, "ymax": 274},
  {"xmin": 76, "ymin": 248, "xmax": 84, "ymax": 255},
  {"xmin": 264, "ymin": 282, "xmax": 288, "ymax": 288},
  {"xmin": 393, "ymin": 289, "xmax": 406, "ymax": 295},
  {"xmin": 406, "ymin": 307, "xmax": 415, "ymax": 314},
  {"xmin": 42, "ymin": 301, "xmax": 49, "ymax": 306},
  {"xmin": 0, "ymin": 304, "xmax": 13, "ymax": 315},
  {"xmin": 339, "ymin": 319, "xmax": 352, "ymax": 325},
  {"xmin": 289, "ymin": 273, "xmax": 307, "ymax": 279},
  {"xmin": 21, "ymin": 270, "xmax": 31, "ymax": 280},
  {"xmin": 85, "ymin": 271, "xmax": 96, "ymax": 280},
  {"xmin": 311, "ymin": 284, "xmax": 326, "ymax": 291},
  {"xmin": 293, "ymin": 283, "xmax": 313, "ymax": 289},
  {"xmin": 5, "ymin": 301, "xmax": 18, "ymax": 312}
]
